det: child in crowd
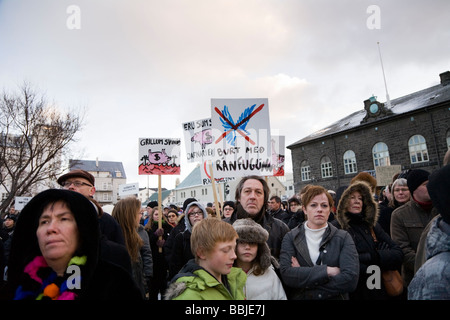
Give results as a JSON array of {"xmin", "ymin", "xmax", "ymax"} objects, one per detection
[
  {"xmin": 233, "ymin": 218, "xmax": 287, "ymax": 300},
  {"xmin": 164, "ymin": 218, "xmax": 246, "ymax": 300}
]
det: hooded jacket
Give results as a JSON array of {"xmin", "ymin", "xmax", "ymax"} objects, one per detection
[
  {"xmin": 409, "ymin": 164, "xmax": 450, "ymax": 299},
  {"xmin": 167, "ymin": 202, "xmax": 208, "ymax": 280},
  {"xmin": 232, "ymin": 218, "xmax": 286, "ymax": 300},
  {"xmin": 332, "ymin": 181, "xmax": 403, "ymax": 299},
  {"xmin": 164, "ymin": 259, "xmax": 246, "ymax": 300},
  {"xmin": 1, "ymin": 189, "xmax": 141, "ymax": 300},
  {"xmin": 408, "ymin": 217, "xmax": 450, "ymax": 299}
]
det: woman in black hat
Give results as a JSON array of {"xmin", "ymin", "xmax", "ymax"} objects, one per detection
[{"xmin": 0, "ymin": 189, "xmax": 142, "ymax": 300}]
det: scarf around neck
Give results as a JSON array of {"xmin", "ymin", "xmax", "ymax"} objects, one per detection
[{"xmin": 14, "ymin": 255, "xmax": 87, "ymax": 300}]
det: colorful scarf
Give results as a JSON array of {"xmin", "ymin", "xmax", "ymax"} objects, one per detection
[{"xmin": 14, "ymin": 255, "xmax": 87, "ymax": 300}]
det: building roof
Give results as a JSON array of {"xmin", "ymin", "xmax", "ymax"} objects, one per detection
[
  {"xmin": 69, "ymin": 159, "xmax": 127, "ymax": 179},
  {"xmin": 288, "ymin": 81, "xmax": 450, "ymax": 148},
  {"xmin": 145, "ymin": 189, "xmax": 172, "ymax": 204},
  {"xmin": 175, "ymin": 164, "xmax": 203, "ymax": 189}
]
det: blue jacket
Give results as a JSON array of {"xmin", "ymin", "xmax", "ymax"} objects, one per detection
[{"xmin": 408, "ymin": 217, "xmax": 450, "ymax": 300}]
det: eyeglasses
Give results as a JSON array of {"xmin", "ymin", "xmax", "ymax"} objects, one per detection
[
  {"xmin": 224, "ymin": 207, "xmax": 234, "ymax": 211},
  {"xmin": 188, "ymin": 211, "xmax": 203, "ymax": 217},
  {"xmin": 168, "ymin": 214, "xmax": 177, "ymax": 218},
  {"xmin": 61, "ymin": 181, "xmax": 93, "ymax": 188}
]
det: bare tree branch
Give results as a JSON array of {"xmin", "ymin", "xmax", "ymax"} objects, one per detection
[{"xmin": 0, "ymin": 83, "xmax": 85, "ymax": 212}]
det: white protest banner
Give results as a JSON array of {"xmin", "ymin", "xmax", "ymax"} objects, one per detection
[
  {"xmin": 119, "ymin": 182, "xmax": 139, "ymax": 196},
  {"xmin": 200, "ymin": 160, "xmax": 235, "ymax": 186},
  {"xmin": 182, "ymin": 118, "xmax": 215, "ymax": 163},
  {"xmin": 271, "ymin": 135, "xmax": 285, "ymax": 176},
  {"xmin": 138, "ymin": 138, "xmax": 181, "ymax": 175},
  {"xmin": 15, "ymin": 196, "xmax": 33, "ymax": 211},
  {"xmin": 210, "ymin": 98, "xmax": 272, "ymax": 178}
]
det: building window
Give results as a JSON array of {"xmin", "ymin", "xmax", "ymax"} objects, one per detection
[
  {"xmin": 343, "ymin": 150, "xmax": 357, "ymax": 174},
  {"xmin": 409, "ymin": 135, "xmax": 429, "ymax": 164},
  {"xmin": 102, "ymin": 193, "xmax": 112, "ymax": 201},
  {"xmin": 321, "ymin": 156, "xmax": 333, "ymax": 178},
  {"xmin": 300, "ymin": 160, "xmax": 311, "ymax": 181},
  {"xmin": 372, "ymin": 142, "xmax": 390, "ymax": 167}
]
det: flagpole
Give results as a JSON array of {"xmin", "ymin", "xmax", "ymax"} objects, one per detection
[{"xmin": 377, "ymin": 41, "xmax": 391, "ymax": 108}]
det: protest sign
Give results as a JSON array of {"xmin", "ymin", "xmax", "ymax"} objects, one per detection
[
  {"xmin": 182, "ymin": 118, "xmax": 215, "ymax": 163},
  {"xmin": 200, "ymin": 160, "xmax": 235, "ymax": 186},
  {"xmin": 210, "ymin": 98, "xmax": 272, "ymax": 178},
  {"xmin": 14, "ymin": 196, "xmax": 32, "ymax": 211},
  {"xmin": 138, "ymin": 138, "xmax": 181, "ymax": 175},
  {"xmin": 375, "ymin": 165, "xmax": 401, "ymax": 186},
  {"xmin": 119, "ymin": 182, "xmax": 139, "ymax": 196},
  {"xmin": 271, "ymin": 135, "xmax": 285, "ymax": 176}
]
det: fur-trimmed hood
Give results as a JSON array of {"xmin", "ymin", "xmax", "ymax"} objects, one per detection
[
  {"xmin": 336, "ymin": 181, "xmax": 379, "ymax": 230},
  {"xmin": 232, "ymin": 218, "xmax": 277, "ymax": 270}
]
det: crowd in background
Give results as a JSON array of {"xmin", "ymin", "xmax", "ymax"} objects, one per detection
[{"xmin": 0, "ymin": 149, "xmax": 449, "ymax": 300}]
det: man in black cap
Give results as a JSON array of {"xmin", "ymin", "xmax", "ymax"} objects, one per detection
[{"xmin": 391, "ymin": 169, "xmax": 439, "ymax": 286}]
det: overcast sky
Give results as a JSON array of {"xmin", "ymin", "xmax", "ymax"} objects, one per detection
[{"xmin": 1, "ymin": 0, "xmax": 449, "ymax": 190}]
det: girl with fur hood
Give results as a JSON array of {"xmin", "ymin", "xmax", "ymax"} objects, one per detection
[
  {"xmin": 233, "ymin": 219, "xmax": 287, "ymax": 300},
  {"xmin": 332, "ymin": 181, "xmax": 403, "ymax": 300}
]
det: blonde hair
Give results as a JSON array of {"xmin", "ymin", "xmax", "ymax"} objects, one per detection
[
  {"xmin": 112, "ymin": 197, "xmax": 143, "ymax": 262},
  {"xmin": 190, "ymin": 218, "xmax": 238, "ymax": 261}
]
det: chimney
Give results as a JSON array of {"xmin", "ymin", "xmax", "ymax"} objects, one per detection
[
  {"xmin": 440, "ymin": 71, "xmax": 450, "ymax": 86},
  {"xmin": 96, "ymin": 157, "xmax": 99, "ymax": 167}
]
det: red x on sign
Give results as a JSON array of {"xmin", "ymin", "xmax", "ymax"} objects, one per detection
[{"xmin": 214, "ymin": 103, "xmax": 264, "ymax": 145}]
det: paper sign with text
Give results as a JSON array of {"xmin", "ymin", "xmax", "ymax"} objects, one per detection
[
  {"xmin": 138, "ymin": 138, "xmax": 181, "ymax": 175},
  {"xmin": 182, "ymin": 118, "xmax": 215, "ymax": 163},
  {"xmin": 271, "ymin": 135, "xmax": 285, "ymax": 176},
  {"xmin": 119, "ymin": 182, "xmax": 139, "ymax": 196},
  {"xmin": 210, "ymin": 98, "xmax": 271, "ymax": 178}
]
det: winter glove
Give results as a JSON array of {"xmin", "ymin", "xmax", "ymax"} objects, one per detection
[
  {"xmin": 156, "ymin": 239, "xmax": 165, "ymax": 248},
  {"xmin": 377, "ymin": 241, "xmax": 389, "ymax": 250},
  {"xmin": 154, "ymin": 228, "xmax": 164, "ymax": 237}
]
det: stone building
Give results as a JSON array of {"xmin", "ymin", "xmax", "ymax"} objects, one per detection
[{"xmin": 287, "ymin": 71, "xmax": 450, "ymax": 194}]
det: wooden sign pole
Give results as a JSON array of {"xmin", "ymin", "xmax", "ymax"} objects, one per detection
[
  {"xmin": 208, "ymin": 161, "xmax": 221, "ymax": 219},
  {"xmin": 158, "ymin": 174, "xmax": 163, "ymax": 253},
  {"xmin": 218, "ymin": 183, "xmax": 224, "ymax": 218}
]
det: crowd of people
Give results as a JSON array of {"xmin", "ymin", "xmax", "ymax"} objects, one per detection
[{"xmin": 0, "ymin": 150, "xmax": 449, "ymax": 300}]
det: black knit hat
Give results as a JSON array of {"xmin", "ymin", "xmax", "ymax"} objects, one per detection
[
  {"xmin": 182, "ymin": 198, "xmax": 197, "ymax": 212},
  {"xmin": 427, "ymin": 165, "xmax": 450, "ymax": 224},
  {"xmin": 406, "ymin": 169, "xmax": 430, "ymax": 194},
  {"xmin": 223, "ymin": 201, "xmax": 236, "ymax": 210},
  {"xmin": 147, "ymin": 201, "xmax": 158, "ymax": 209}
]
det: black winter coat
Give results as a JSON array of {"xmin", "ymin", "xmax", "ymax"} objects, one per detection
[{"xmin": 333, "ymin": 182, "xmax": 404, "ymax": 300}]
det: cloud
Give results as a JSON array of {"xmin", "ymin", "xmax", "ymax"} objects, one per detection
[{"xmin": 1, "ymin": 0, "xmax": 449, "ymax": 190}]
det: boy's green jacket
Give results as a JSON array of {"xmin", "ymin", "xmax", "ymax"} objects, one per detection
[{"xmin": 164, "ymin": 259, "xmax": 247, "ymax": 300}]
